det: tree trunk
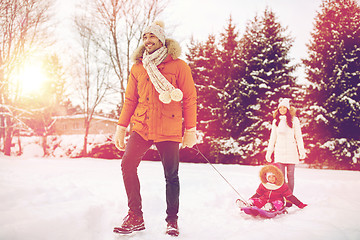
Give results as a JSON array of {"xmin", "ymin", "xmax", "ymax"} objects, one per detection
[
  {"xmin": 82, "ymin": 122, "xmax": 90, "ymax": 157},
  {"xmin": 17, "ymin": 132, "xmax": 22, "ymax": 156},
  {"xmin": 4, "ymin": 127, "xmax": 13, "ymax": 156},
  {"xmin": 42, "ymin": 135, "xmax": 47, "ymax": 157},
  {"xmin": 0, "ymin": 116, "xmax": 4, "ymax": 152}
]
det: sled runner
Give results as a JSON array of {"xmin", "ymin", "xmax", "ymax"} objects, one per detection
[{"xmin": 240, "ymin": 206, "xmax": 287, "ymax": 218}]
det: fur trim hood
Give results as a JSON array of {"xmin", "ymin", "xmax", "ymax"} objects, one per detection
[
  {"xmin": 131, "ymin": 38, "xmax": 182, "ymax": 64},
  {"xmin": 259, "ymin": 165, "xmax": 284, "ymax": 190},
  {"xmin": 273, "ymin": 106, "xmax": 297, "ymax": 119}
]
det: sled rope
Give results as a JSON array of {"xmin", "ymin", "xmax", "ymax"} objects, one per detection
[{"xmin": 193, "ymin": 145, "xmax": 248, "ymax": 204}]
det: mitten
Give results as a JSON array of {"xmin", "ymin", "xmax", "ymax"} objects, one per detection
[
  {"xmin": 298, "ymin": 203, "xmax": 307, "ymax": 209},
  {"xmin": 263, "ymin": 202, "xmax": 274, "ymax": 211},
  {"xmin": 182, "ymin": 127, "xmax": 197, "ymax": 148},
  {"xmin": 114, "ymin": 125, "xmax": 126, "ymax": 151},
  {"xmin": 265, "ymin": 152, "xmax": 272, "ymax": 162},
  {"xmin": 299, "ymin": 152, "xmax": 306, "ymax": 160}
]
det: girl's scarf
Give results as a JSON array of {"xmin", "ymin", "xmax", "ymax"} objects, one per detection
[{"xmin": 142, "ymin": 46, "xmax": 183, "ymax": 104}]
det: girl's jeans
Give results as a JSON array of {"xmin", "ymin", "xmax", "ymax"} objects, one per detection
[
  {"xmin": 121, "ymin": 131, "xmax": 180, "ymax": 223},
  {"xmin": 277, "ymin": 163, "xmax": 295, "ymax": 193}
]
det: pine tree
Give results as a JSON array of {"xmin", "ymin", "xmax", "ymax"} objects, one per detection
[
  {"xmin": 218, "ymin": 16, "xmax": 241, "ymax": 83},
  {"xmin": 303, "ymin": 0, "xmax": 360, "ymax": 169},
  {"xmin": 186, "ymin": 35, "xmax": 222, "ymax": 137},
  {"xmin": 223, "ymin": 8, "xmax": 297, "ymax": 163},
  {"xmin": 186, "ymin": 18, "xmax": 242, "ymax": 163},
  {"xmin": 217, "ymin": 16, "xmax": 241, "ymax": 135}
]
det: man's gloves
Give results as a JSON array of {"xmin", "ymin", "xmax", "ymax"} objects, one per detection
[
  {"xmin": 182, "ymin": 127, "xmax": 197, "ymax": 148},
  {"xmin": 299, "ymin": 151, "xmax": 306, "ymax": 160},
  {"xmin": 114, "ymin": 125, "xmax": 126, "ymax": 151},
  {"xmin": 115, "ymin": 125, "xmax": 197, "ymax": 150}
]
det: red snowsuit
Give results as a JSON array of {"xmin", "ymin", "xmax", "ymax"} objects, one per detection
[{"xmin": 249, "ymin": 165, "xmax": 306, "ymax": 210}]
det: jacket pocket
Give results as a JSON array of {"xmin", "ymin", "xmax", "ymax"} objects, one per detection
[
  {"xmin": 132, "ymin": 107, "xmax": 147, "ymax": 129},
  {"xmin": 160, "ymin": 109, "xmax": 182, "ymax": 136}
]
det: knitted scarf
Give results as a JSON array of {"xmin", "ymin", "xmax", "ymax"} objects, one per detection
[{"xmin": 142, "ymin": 46, "xmax": 183, "ymax": 104}]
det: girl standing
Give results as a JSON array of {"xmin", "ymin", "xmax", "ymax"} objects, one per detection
[{"xmin": 265, "ymin": 98, "xmax": 305, "ymax": 193}]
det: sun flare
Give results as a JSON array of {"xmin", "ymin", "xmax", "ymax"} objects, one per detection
[{"xmin": 15, "ymin": 62, "xmax": 48, "ymax": 96}]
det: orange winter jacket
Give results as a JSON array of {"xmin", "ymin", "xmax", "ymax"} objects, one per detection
[{"xmin": 117, "ymin": 39, "xmax": 197, "ymax": 143}]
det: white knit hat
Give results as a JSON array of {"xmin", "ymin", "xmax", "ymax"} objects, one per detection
[
  {"xmin": 143, "ymin": 20, "xmax": 166, "ymax": 45},
  {"xmin": 278, "ymin": 98, "xmax": 290, "ymax": 109}
]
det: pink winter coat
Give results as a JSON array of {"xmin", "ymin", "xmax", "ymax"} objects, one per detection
[{"xmin": 254, "ymin": 182, "xmax": 293, "ymax": 203}]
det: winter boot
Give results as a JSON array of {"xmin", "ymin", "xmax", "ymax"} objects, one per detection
[
  {"xmin": 166, "ymin": 220, "xmax": 179, "ymax": 237},
  {"xmin": 285, "ymin": 199, "xmax": 293, "ymax": 208},
  {"xmin": 113, "ymin": 211, "xmax": 145, "ymax": 234}
]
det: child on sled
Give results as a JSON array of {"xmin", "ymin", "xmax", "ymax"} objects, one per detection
[{"xmin": 237, "ymin": 164, "xmax": 307, "ymax": 211}]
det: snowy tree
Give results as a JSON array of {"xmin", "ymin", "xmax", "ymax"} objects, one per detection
[
  {"xmin": 303, "ymin": 0, "xmax": 360, "ymax": 169},
  {"xmin": 218, "ymin": 16, "xmax": 241, "ymax": 85},
  {"xmin": 186, "ymin": 35, "xmax": 222, "ymax": 162},
  {"xmin": 186, "ymin": 17, "xmax": 241, "ymax": 162},
  {"xmin": 187, "ymin": 17, "xmax": 241, "ymax": 138},
  {"xmin": 186, "ymin": 35, "xmax": 222, "ymax": 137},
  {"xmin": 223, "ymin": 8, "xmax": 297, "ymax": 163}
]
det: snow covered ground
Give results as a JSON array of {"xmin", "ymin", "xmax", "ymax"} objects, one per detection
[{"xmin": 1, "ymin": 155, "xmax": 360, "ymax": 240}]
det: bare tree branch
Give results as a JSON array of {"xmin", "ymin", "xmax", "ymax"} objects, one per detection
[
  {"xmin": 0, "ymin": 0, "xmax": 55, "ymax": 155},
  {"xmin": 74, "ymin": 0, "xmax": 168, "ymax": 108}
]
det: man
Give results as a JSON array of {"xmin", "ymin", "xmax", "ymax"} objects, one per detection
[{"xmin": 113, "ymin": 21, "xmax": 197, "ymax": 237}]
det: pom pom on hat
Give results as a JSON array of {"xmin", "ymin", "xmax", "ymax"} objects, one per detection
[
  {"xmin": 153, "ymin": 20, "xmax": 164, "ymax": 28},
  {"xmin": 278, "ymin": 98, "xmax": 290, "ymax": 109},
  {"xmin": 143, "ymin": 20, "xmax": 166, "ymax": 45}
]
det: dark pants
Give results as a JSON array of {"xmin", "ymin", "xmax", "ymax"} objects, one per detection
[
  {"xmin": 277, "ymin": 163, "xmax": 295, "ymax": 193},
  {"xmin": 121, "ymin": 131, "xmax": 180, "ymax": 223}
]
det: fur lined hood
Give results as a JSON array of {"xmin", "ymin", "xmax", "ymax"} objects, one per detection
[
  {"xmin": 259, "ymin": 164, "xmax": 284, "ymax": 190},
  {"xmin": 273, "ymin": 106, "xmax": 297, "ymax": 119},
  {"xmin": 131, "ymin": 38, "xmax": 182, "ymax": 64}
]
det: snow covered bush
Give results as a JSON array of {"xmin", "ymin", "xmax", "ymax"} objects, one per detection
[
  {"xmin": 307, "ymin": 139, "xmax": 360, "ymax": 170},
  {"xmin": 16, "ymin": 134, "xmax": 116, "ymax": 158}
]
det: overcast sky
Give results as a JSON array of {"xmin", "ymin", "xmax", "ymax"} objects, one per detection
[
  {"xmin": 162, "ymin": 0, "xmax": 326, "ymax": 83},
  {"xmin": 57, "ymin": 0, "xmax": 359, "ymax": 83}
]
